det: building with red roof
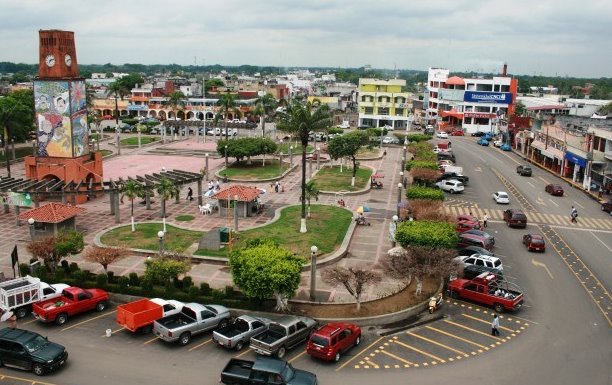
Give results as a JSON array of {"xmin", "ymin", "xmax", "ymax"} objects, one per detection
[
  {"xmin": 18, "ymin": 202, "xmax": 86, "ymax": 240},
  {"xmin": 211, "ymin": 185, "xmax": 262, "ymax": 218}
]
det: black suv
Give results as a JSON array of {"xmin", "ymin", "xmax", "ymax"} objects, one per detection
[
  {"xmin": 516, "ymin": 165, "xmax": 532, "ymax": 176},
  {"xmin": 462, "ymin": 264, "xmax": 504, "ymax": 280},
  {"xmin": 0, "ymin": 328, "xmax": 68, "ymax": 376},
  {"xmin": 437, "ymin": 152, "xmax": 456, "ymax": 162},
  {"xmin": 437, "ymin": 172, "xmax": 469, "ymax": 185}
]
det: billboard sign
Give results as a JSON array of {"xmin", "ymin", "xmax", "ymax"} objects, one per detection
[
  {"xmin": 464, "ymin": 91, "xmax": 513, "ymax": 104},
  {"xmin": 464, "ymin": 112, "xmax": 497, "ymax": 119},
  {"xmin": 0, "ymin": 192, "xmax": 33, "ymax": 207}
]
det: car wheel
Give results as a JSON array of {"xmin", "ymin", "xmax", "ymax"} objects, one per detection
[
  {"xmin": 16, "ymin": 307, "xmax": 29, "ymax": 319},
  {"xmin": 55, "ymin": 313, "xmax": 68, "ymax": 325},
  {"xmin": 96, "ymin": 301, "xmax": 108, "ymax": 312},
  {"xmin": 32, "ymin": 363, "xmax": 45, "ymax": 376},
  {"xmin": 235, "ymin": 341, "xmax": 244, "ymax": 351},
  {"xmin": 179, "ymin": 332, "xmax": 191, "ymax": 346},
  {"xmin": 276, "ymin": 346, "xmax": 286, "ymax": 359},
  {"xmin": 355, "ymin": 336, "xmax": 361, "ymax": 346},
  {"xmin": 334, "ymin": 352, "xmax": 341, "ymax": 362},
  {"xmin": 450, "ymin": 291, "xmax": 459, "ymax": 299},
  {"xmin": 494, "ymin": 303, "xmax": 504, "ymax": 313},
  {"xmin": 602, "ymin": 206, "xmax": 606, "ymax": 211},
  {"xmin": 450, "ymin": 189, "xmax": 455, "ymax": 194}
]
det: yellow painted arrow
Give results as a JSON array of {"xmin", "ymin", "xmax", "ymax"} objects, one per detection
[{"xmin": 531, "ymin": 258, "xmax": 554, "ymax": 279}]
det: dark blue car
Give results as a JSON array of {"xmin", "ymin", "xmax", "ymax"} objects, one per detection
[{"xmin": 477, "ymin": 138, "xmax": 490, "ymax": 146}]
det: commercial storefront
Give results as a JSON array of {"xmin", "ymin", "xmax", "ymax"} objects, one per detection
[{"xmin": 564, "ymin": 151, "xmax": 588, "ymax": 184}]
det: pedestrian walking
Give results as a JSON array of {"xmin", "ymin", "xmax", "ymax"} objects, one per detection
[
  {"xmin": 570, "ymin": 206, "xmax": 578, "ymax": 224},
  {"xmin": 215, "ymin": 180, "xmax": 220, "ymax": 190},
  {"xmin": 186, "ymin": 187, "xmax": 193, "ymax": 201},
  {"xmin": 483, "ymin": 213, "xmax": 488, "ymax": 228},
  {"xmin": 491, "ymin": 314, "xmax": 500, "ymax": 336},
  {"xmin": 208, "ymin": 181, "xmax": 214, "ymax": 191},
  {"xmin": 274, "ymin": 181, "xmax": 280, "ymax": 193}
]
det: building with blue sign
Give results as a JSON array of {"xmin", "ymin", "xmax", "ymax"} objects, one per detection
[{"xmin": 424, "ymin": 67, "xmax": 518, "ymax": 134}]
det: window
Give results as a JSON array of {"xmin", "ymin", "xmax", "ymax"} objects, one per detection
[
  {"xmin": 395, "ymin": 108, "xmax": 404, "ymax": 116},
  {"xmin": 77, "ymin": 291, "xmax": 91, "ymax": 301},
  {"xmin": 364, "ymin": 107, "xmax": 373, "ymax": 114},
  {"xmin": 340, "ymin": 329, "xmax": 351, "ymax": 340},
  {"xmin": 163, "ymin": 304, "xmax": 176, "ymax": 312},
  {"xmin": 296, "ymin": 321, "xmax": 307, "ymax": 331},
  {"xmin": 475, "ymin": 259, "xmax": 485, "ymax": 267},
  {"xmin": 43, "ymin": 288, "xmax": 54, "ymax": 296},
  {"xmin": 465, "ymin": 284, "xmax": 477, "ymax": 292},
  {"xmin": 331, "ymin": 336, "xmax": 338, "ymax": 345},
  {"xmin": 288, "ymin": 325, "xmax": 297, "ymax": 335},
  {"xmin": 201, "ymin": 310, "xmax": 215, "ymax": 319}
]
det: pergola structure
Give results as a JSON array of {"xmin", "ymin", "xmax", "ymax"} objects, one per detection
[{"xmin": 0, "ymin": 169, "xmax": 203, "ymax": 224}]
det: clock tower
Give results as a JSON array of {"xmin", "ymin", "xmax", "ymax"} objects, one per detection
[{"xmin": 38, "ymin": 30, "xmax": 79, "ymax": 79}]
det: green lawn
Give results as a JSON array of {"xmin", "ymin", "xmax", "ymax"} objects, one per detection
[
  {"xmin": 312, "ymin": 166, "xmax": 372, "ymax": 191},
  {"xmin": 357, "ymin": 146, "xmax": 382, "ymax": 158},
  {"xmin": 100, "ymin": 223, "xmax": 202, "ymax": 253},
  {"xmin": 175, "ymin": 215, "xmax": 195, "ymax": 222},
  {"xmin": 0, "ymin": 147, "xmax": 33, "ymax": 162},
  {"xmin": 99, "ymin": 149, "xmax": 113, "ymax": 157},
  {"xmin": 120, "ymin": 137, "xmax": 158, "ymax": 146},
  {"xmin": 276, "ymin": 143, "xmax": 313, "ymax": 154},
  {"xmin": 222, "ymin": 159, "xmax": 285, "ymax": 180}
]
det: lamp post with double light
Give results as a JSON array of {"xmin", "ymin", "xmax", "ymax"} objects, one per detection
[{"xmin": 309, "ymin": 245, "xmax": 318, "ymax": 301}]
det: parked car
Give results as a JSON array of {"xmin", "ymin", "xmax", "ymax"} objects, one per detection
[
  {"xmin": 0, "ymin": 328, "xmax": 68, "ymax": 376},
  {"xmin": 471, "ymin": 131, "xmax": 485, "ymax": 137},
  {"xmin": 503, "ymin": 209, "xmax": 528, "ymax": 228},
  {"xmin": 116, "ymin": 298, "xmax": 184, "ymax": 333},
  {"xmin": 457, "ymin": 214, "xmax": 479, "ymax": 223},
  {"xmin": 457, "ymin": 245, "xmax": 495, "ymax": 258},
  {"xmin": 463, "ymin": 229, "xmax": 495, "ymax": 245},
  {"xmin": 448, "ymin": 273, "xmax": 524, "ymax": 312},
  {"xmin": 457, "ymin": 233, "xmax": 494, "ymax": 251},
  {"xmin": 213, "ymin": 315, "xmax": 270, "ymax": 351},
  {"xmin": 456, "ymin": 254, "xmax": 503, "ymax": 272},
  {"xmin": 462, "ymin": 264, "xmax": 504, "ymax": 280},
  {"xmin": 306, "ymin": 322, "xmax": 361, "ymax": 362},
  {"xmin": 382, "ymin": 136, "xmax": 399, "ymax": 144},
  {"xmin": 493, "ymin": 140, "xmax": 503, "ymax": 147},
  {"xmin": 0, "ymin": 276, "xmax": 68, "ymax": 319},
  {"xmin": 220, "ymin": 357, "xmax": 317, "ymax": 385},
  {"xmin": 523, "ymin": 234, "xmax": 546, "ymax": 252},
  {"xmin": 456, "ymin": 220, "xmax": 481, "ymax": 233},
  {"xmin": 152, "ymin": 303, "xmax": 230, "ymax": 345},
  {"xmin": 437, "ymin": 152, "xmax": 456, "ymax": 163},
  {"xmin": 32, "ymin": 287, "xmax": 109, "ymax": 325},
  {"xmin": 493, "ymin": 191, "xmax": 510, "ymax": 204},
  {"xmin": 436, "ymin": 131, "xmax": 449, "ymax": 139},
  {"xmin": 249, "ymin": 315, "xmax": 317, "ymax": 358},
  {"xmin": 438, "ymin": 172, "xmax": 468, "ymax": 185},
  {"xmin": 435, "ymin": 179, "xmax": 465, "ymax": 194},
  {"xmin": 601, "ymin": 200, "xmax": 612, "ymax": 215},
  {"xmin": 516, "ymin": 165, "xmax": 532, "ymax": 176},
  {"xmin": 477, "ymin": 138, "xmax": 490, "ymax": 146},
  {"xmin": 500, "ymin": 144, "xmax": 512, "ymax": 151},
  {"xmin": 450, "ymin": 130, "xmax": 464, "ymax": 136},
  {"xmin": 545, "ymin": 184, "xmax": 564, "ymax": 196}
]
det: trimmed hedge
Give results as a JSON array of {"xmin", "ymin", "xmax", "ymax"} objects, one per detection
[
  {"xmin": 412, "ymin": 150, "xmax": 437, "ymax": 162},
  {"xmin": 395, "ymin": 220, "xmax": 458, "ymax": 249},
  {"xmin": 406, "ymin": 185, "xmax": 445, "ymax": 201},
  {"xmin": 407, "ymin": 134, "xmax": 433, "ymax": 142},
  {"xmin": 406, "ymin": 160, "xmax": 438, "ymax": 171}
]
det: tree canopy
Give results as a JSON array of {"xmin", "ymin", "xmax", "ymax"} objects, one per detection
[
  {"xmin": 395, "ymin": 220, "xmax": 457, "ymax": 249},
  {"xmin": 327, "ymin": 131, "xmax": 369, "ymax": 180},
  {"xmin": 217, "ymin": 137, "xmax": 278, "ymax": 163}
]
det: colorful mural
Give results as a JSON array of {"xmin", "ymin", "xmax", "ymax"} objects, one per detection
[{"xmin": 34, "ymin": 80, "xmax": 89, "ymax": 158}]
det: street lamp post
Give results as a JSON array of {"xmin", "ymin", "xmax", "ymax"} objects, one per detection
[
  {"xmin": 397, "ymin": 182, "xmax": 403, "ymax": 217},
  {"xmin": 316, "ymin": 147, "xmax": 321, "ymax": 170},
  {"xmin": 309, "ymin": 245, "xmax": 318, "ymax": 301},
  {"xmin": 32, "ymin": 140, "xmax": 36, "ymax": 156},
  {"xmin": 400, "ymin": 171, "xmax": 405, "ymax": 188},
  {"xmin": 279, "ymin": 139, "xmax": 284, "ymax": 175},
  {"xmin": 224, "ymin": 145, "xmax": 228, "ymax": 168},
  {"xmin": 205, "ymin": 153, "xmax": 209, "ymax": 182},
  {"xmin": 289, "ymin": 145, "xmax": 293, "ymax": 166},
  {"xmin": 28, "ymin": 218, "xmax": 35, "ymax": 241},
  {"xmin": 157, "ymin": 231, "xmax": 165, "ymax": 254},
  {"xmin": 389, "ymin": 215, "xmax": 398, "ymax": 247},
  {"xmin": 234, "ymin": 194, "xmax": 239, "ymax": 231}
]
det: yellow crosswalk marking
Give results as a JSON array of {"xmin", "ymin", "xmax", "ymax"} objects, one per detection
[
  {"xmin": 393, "ymin": 340, "xmax": 445, "ymax": 362},
  {"xmin": 407, "ymin": 332, "xmax": 467, "ymax": 356}
]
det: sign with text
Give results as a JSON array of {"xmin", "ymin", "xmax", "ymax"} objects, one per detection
[
  {"xmin": 464, "ymin": 91, "xmax": 513, "ymax": 104},
  {"xmin": 464, "ymin": 112, "xmax": 497, "ymax": 119}
]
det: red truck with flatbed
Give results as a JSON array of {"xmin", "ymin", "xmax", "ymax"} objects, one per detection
[
  {"xmin": 116, "ymin": 298, "xmax": 184, "ymax": 333},
  {"xmin": 447, "ymin": 272, "xmax": 524, "ymax": 312},
  {"xmin": 32, "ymin": 287, "xmax": 109, "ymax": 325}
]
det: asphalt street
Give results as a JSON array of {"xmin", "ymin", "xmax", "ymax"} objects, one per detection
[{"xmin": 0, "ymin": 139, "xmax": 610, "ymax": 385}]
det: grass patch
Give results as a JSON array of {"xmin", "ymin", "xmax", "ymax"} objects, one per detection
[
  {"xmin": 100, "ymin": 223, "xmax": 201, "ymax": 253},
  {"xmin": 312, "ymin": 165, "xmax": 372, "ymax": 191},
  {"xmin": 193, "ymin": 248, "xmax": 232, "ymax": 258},
  {"xmin": 356, "ymin": 146, "xmax": 381, "ymax": 158},
  {"xmin": 222, "ymin": 159, "xmax": 284, "ymax": 180},
  {"xmin": 0, "ymin": 147, "xmax": 33, "ymax": 162},
  {"xmin": 175, "ymin": 215, "xmax": 195, "ymax": 222},
  {"xmin": 276, "ymin": 143, "xmax": 313, "ymax": 154},
  {"xmin": 236, "ymin": 205, "xmax": 352, "ymax": 256},
  {"xmin": 99, "ymin": 150, "xmax": 113, "ymax": 157},
  {"xmin": 120, "ymin": 137, "xmax": 158, "ymax": 146}
]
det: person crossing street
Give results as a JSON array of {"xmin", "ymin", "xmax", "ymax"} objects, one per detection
[{"xmin": 570, "ymin": 206, "xmax": 578, "ymax": 224}]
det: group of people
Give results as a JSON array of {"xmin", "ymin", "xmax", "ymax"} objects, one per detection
[
  {"xmin": 185, "ymin": 179, "xmax": 222, "ymax": 201},
  {"xmin": 271, "ymin": 181, "xmax": 284, "ymax": 193}
]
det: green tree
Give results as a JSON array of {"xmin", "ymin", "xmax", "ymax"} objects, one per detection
[
  {"xmin": 144, "ymin": 256, "xmax": 191, "ymax": 284},
  {"xmin": 0, "ymin": 90, "xmax": 34, "ymax": 177},
  {"xmin": 395, "ymin": 220, "xmax": 457, "ymax": 249},
  {"xmin": 106, "ymin": 81, "xmax": 129, "ymax": 125},
  {"xmin": 217, "ymin": 137, "xmax": 278, "ymax": 164},
  {"xmin": 217, "ymin": 91, "xmax": 238, "ymax": 142},
  {"xmin": 204, "ymin": 78, "xmax": 225, "ymax": 94},
  {"xmin": 167, "ymin": 91, "xmax": 186, "ymax": 121},
  {"xmin": 253, "ymin": 93, "xmax": 277, "ymax": 138},
  {"xmin": 120, "ymin": 180, "xmax": 144, "ymax": 231},
  {"xmin": 26, "ymin": 230, "xmax": 84, "ymax": 272},
  {"xmin": 155, "ymin": 177, "xmax": 179, "ymax": 220},
  {"xmin": 304, "ymin": 181, "xmax": 319, "ymax": 218},
  {"xmin": 116, "ymin": 73, "xmax": 145, "ymax": 93},
  {"xmin": 327, "ymin": 131, "xmax": 369, "ymax": 186},
  {"xmin": 514, "ymin": 101, "xmax": 527, "ymax": 117},
  {"xmin": 229, "ymin": 240, "xmax": 304, "ymax": 312},
  {"xmin": 277, "ymin": 99, "xmax": 331, "ymax": 233}
]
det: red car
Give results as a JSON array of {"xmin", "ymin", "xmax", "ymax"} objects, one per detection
[
  {"xmin": 523, "ymin": 234, "xmax": 546, "ymax": 252},
  {"xmin": 306, "ymin": 322, "xmax": 361, "ymax": 362},
  {"xmin": 457, "ymin": 214, "xmax": 479, "ymax": 223},
  {"xmin": 456, "ymin": 220, "xmax": 482, "ymax": 233},
  {"xmin": 503, "ymin": 209, "xmax": 528, "ymax": 228},
  {"xmin": 450, "ymin": 130, "xmax": 464, "ymax": 136},
  {"xmin": 545, "ymin": 184, "xmax": 564, "ymax": 196},
  {"xmin": 32, "ymin": 287, "xmax": 109, "ymax": 325}
]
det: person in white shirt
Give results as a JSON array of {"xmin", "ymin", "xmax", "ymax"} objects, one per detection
[{"xmin": 491, "ymin": 314, "xmax": 500, "ymax": 336}]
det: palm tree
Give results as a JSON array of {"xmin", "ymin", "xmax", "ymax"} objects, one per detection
[
  {"xmin": 106, "ymin": 81, "xmax": 128, "ymax": 126},
  {"xmin": 120, "ymin": 180, "xmax": 144, "ymax": 232},
  {"xmin": 155, "ymin": 177, "xmax": 178, "ymax": 232},
  {"xmin": 253, "ymin": 93, "xmax": 277, "ymax": 138},
  {"xmin": 217, "ymin": 91, "xmax": 238, "ymax": 142},
  {"xmin": 167, "ymin": 91, "xmax": 186, "ymax": 121},
  {"xmin": 304, "ymin": 181, "xmax": 319, "ymax": 219},
  {"xmin": 277, "ymin": 99, "xmax": 331, "ymax": 233}
]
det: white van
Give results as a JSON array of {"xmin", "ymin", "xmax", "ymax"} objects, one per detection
[{"xmin": 457, "ymin": 254, "xmax": 503, "ymax": 272}]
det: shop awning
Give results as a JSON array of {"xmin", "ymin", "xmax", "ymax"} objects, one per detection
[{"xmin": 439, "ymin": 109, "xmax": 464, "ymax": 119}]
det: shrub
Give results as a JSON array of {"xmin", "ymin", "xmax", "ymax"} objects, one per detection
[
  {"xmin": 407, "ymin": 199, "xmax": 454, "ymax": 222},
  {"xmin": 211, "ymin": 289, "xmax": 224, "ymax": 302},
  {"xmin": 118, "ymin": 276, "xmax": 130, "ymax": 293},
  {"xmin": 128, "ymin": 272, "xmax": 140, "ymax": 287},
  {"xmin": 406, "ymin": 185, "xmax": 445, "ymax": 201},
  {"xmin": 200, "ymin": 282, "xmax": 212, "ymax": 296},
  {"xmin": 407, "ymin": 134, "xmax": 433, "ymax": 142},
  {"xmin": 107, "ymin": 271, "xmax": 115, "ymax": 283},
  {"xmin": 182, "ymin": 276, "xmax": 193, "ymax": 291},
  {"xmin": 60, "ymin": 260, "xmax": 70, "ymax": 272},
  {"xmin": 395, "ymin": 220, "xmax": 458, "ymax": 249},
  {"xmin": 34, "ymin": 265, "xmax": 48, "ymax": 281},
  {"xmin": 224, "ymin": 285, "xmax": 236, "ymax": 298},
  {"xmin": 69, "ymin": 262, "xmax": 80, "ymax": 273},
  {"xmin": 187, "ymin": 286, "xmax": 200, "ymax": 299},
  {"xmin": 141, "ymin": 278, "xmax": 153, "ymax": 292},
  {"xmin": 96, "ymin": 273, "xmax": 108, "ymax": 287},
  {"xmin": 72, "ymin": 270, "xmax": 88, "ymax": 285},
  {"xmin": 393, "ymin": 132, "xmax": 407, "ymax": 143},
  {"xmin": 412, "ymin": 150, "xmax": 437, "ymax": 162},
  {"xmin": 327, "ymin": 127, "xmax": 344, "ymax": 135},
  {"xmin": 410, "ymin": 167, "xmax": 441, "ymax": 186},
  {"xmin": 54, "ymin": 270, "xmax": 65, "ymax": 281},
  {"xmin": 19, "ymin": 263, "xmax": 30, "ymax": 277},
  {"xmin": 406, "ymin": 160, "xmax": 438, "ymax": 171},
  {"xmin": 164, "ymin": 280, "xmax": 175, "ymax": 294}
]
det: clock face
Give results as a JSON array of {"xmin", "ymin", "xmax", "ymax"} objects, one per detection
[
  {"xmin": 45, "ymin": 54, "xmax": 56, "ymax": 67},
  {"xmin": 64, "ymin": 54, "xmax": 72, "ymax": 67}
]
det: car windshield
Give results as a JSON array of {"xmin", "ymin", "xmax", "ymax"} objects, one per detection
[
  {"xmin": 493, "ymin": 260, "xmax": 502, "ymax": 268},
  {"xmin": 310, "ymin": 335, "xmax": 329, "ymax": 347},
  {"xmin": 24, "ymin": 335, "xmax": 48, "ymax": 353},
  {"xmin": 498, "ymin": 193, "xmax": 508, "ymax": 198},
  {"xmin": 282, "ymin": 364, "xmax": 295, "ymax": 381},
  {"xmin": 532, "ymin": 239, "xmax": 545, "ymax": 245}
]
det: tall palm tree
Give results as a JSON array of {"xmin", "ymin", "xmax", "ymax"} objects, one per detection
[
  {"xmin": 217, "ymin": 91, "xmax": 237, "ymax": 142},
  {"xmin": 106, "ymin": 81, "xmax": 128, "ymax": 126},
  {"xmin": 167, "ymin": 91, "xmax": 186, "ymax": 121},
  {"xmin": 304, "ymin": 181, "xmax": 319, "ymax": 219},
  {"xmin": 155, "ymin": 177, "xmax": 178, "ymax": 232},
  {"xmin": 253, "ymin": 93, "xmax": 277, "ymax": 138},
  {"xmin": 277, "ymin": 99, "xmax": 331, "ymax": 233},
  {"xmin": 120, "ymin": 180, "xmax": 144, "ymax": 232}
]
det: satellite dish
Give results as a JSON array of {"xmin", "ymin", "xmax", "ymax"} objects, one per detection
[{"xmin": 0, "ymin": 311, "xmax": 14, "ymax": 322}]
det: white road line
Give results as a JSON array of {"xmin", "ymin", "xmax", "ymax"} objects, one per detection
[
  {"xmin": 526, "ymin": 181, "xmax": 535, "ymax": 188},
  {"xmin": 548, "ymin": 199, "xmax": 559, "ymax": 207},
  {"xmin": 591, "ymin": 232, "xmax": 612, "ymax": 253},
  {"xmin": 573, "ymin": 201, "xmax": 585, "ymax": 209}
]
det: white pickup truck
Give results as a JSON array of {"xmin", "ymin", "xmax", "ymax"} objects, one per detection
[{"xmin": 0, "ymin": 276, "xmax": 68, "ymax": 318}]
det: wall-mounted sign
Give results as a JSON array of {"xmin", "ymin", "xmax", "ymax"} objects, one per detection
[
  {"xmin": 464, "ymin": 91, "xmax": 513, "ymax": 104},
  {"xmin": 464, "ymin": 112, "xmax": 497, "ymax": 119}
]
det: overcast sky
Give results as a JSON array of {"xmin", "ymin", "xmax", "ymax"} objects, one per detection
[{"xmin": 1, "ymin": 0, "xmax": 611, "ymax": 78}]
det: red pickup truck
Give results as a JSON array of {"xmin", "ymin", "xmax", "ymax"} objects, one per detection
[
  {"xmin": 447, "ymin": 272, "xmax": 524, "ymax": 312},
  {"xmin": 32, "ymin": 287, "xmax": 109, "ymax": 325}
]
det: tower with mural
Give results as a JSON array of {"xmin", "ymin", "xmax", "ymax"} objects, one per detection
[{"xmin": 25, "ymin": 30, "xmax": 103, "ymax": 204}]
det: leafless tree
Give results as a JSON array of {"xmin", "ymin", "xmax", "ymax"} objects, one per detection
[
  {"xmin": 82, "ymin": 246, "xmax": 129, "ymax": 273},
  {"xmin": 322, "ymin": 266, "xmax": 382, "ymax": 311}
]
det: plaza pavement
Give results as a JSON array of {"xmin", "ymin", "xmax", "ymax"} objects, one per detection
[{"xmin": 0, "ymin": 135, "xmax": 406, "ymax": 303}]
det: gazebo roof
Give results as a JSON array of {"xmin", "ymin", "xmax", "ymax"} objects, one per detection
[
  {"xmin": 212, "ymin": 185, "xmax": 261, "ymax": 202},
  {"xmin": 18, "ymin": 203, "xmax": 86, "ymax": 224}
]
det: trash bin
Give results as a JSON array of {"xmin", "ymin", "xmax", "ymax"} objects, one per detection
[{"xmin": 219, "ymin": 227, "xmax": 230, "ymax": 243}]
